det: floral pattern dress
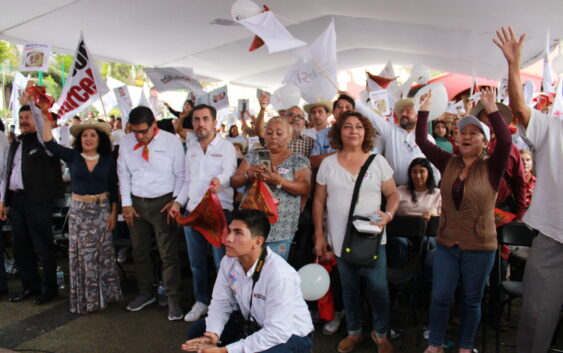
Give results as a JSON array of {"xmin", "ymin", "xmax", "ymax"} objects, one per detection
[{"xmin": 244, "ymin": 151, "xmax": 310, "ymax": 243}]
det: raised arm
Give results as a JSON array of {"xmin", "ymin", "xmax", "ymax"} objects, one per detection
[
  {"xmin": 493, "ymin": 26, "xmax": 531, "ymax": 128},
  {"xmin": 415, "ymin": 92, "xmax": 452, "ymax": 172},
  {"xmin": 480, "ymin": 88, "xmax": 512, "ymax": 190}
]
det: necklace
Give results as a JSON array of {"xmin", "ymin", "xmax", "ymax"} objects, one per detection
[{"xmin": 81, "ymin": 153, "xmax": 100, "ymax": 161}]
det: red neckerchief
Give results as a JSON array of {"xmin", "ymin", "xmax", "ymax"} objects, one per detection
[{"xmin": 134, "ymin": 127, "xmax": 160, "ymax": 161}]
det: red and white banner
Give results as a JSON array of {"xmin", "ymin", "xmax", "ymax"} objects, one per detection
[{"xmin": 55, "ymin": 34, "xmax": 109, "ymax": 121}]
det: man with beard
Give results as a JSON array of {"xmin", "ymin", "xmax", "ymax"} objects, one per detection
[
  {"xmin": 169, "ymin": 104, "xmax": 237, "ymax": 323},
  {"xmin": 355, "ymin": 97, "xmax": 440, "ymax": 185},
  {"xmin": 0, "ymin": 105, "xmax": 63, "ymax": 305},
  {"xmin": 117, "ymin": 106, "xmax": 185, "ymax": 320}
]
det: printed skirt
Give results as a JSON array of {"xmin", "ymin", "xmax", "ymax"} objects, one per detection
[{"xmin": 68, "ymin": 198, "xmax": 122, "ymax": 313}]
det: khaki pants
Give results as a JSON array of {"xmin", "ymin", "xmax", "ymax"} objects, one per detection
[
  {"xmin": 129, "ymin": 194, "xmax": 181, "ymax": 301},
  {"xmin": 517, "ymin": 233, "xmax": 563, "ymax": 353}
]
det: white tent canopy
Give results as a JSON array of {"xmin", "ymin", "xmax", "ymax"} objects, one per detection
[{"xmin": 2, "ymin": 0, "xmax": 562, "ymax": 88}]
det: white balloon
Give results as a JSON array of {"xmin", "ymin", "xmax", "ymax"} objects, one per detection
[
  {"xmin": 231, "ymin": 0, "xmax": 261, "ymax": 21},
  {"xmin": 552, "ymin": 54, "xmax": 563, "ymax": 75},
  {"xmin": 411, "ymin": 64, "xmax": 430, "ymax": 84},
  {"xmin": 298, "ymin": 264, "xmax": 330, "ymax": 301},
  {"xmin": 271, "ymin": 84, "xmax": 301, "ymax": 111},
  {"xmin": 414, "ymin": 83, "xmax": 448, "ymax": 121}
]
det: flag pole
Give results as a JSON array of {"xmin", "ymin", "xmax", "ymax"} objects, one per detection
[{"xmin": 311, "ymin": 58, "xmax": 339, "ymax": 91}]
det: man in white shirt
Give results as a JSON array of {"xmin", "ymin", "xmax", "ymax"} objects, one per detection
[
  {"xmin": 169, "ymin": 104, "xmax": 237, "ymax": 323},
  {"xmin": 117, "ymin": 106, "xmax": 185, "ymax": 320},
  {"xmin": 302, "ymin": 101, "xmax": 332, "ymax": 139},
  {"xmin": 355, "ymin": 96, "xmax": 440, "ymax": 185},
  {"xmin": 181, "ymin": 209, "xmax": 314, "ymax": 353},
  {"xmin": 494, "ymin": 26, "xmax": 563, "ymax": 353}
]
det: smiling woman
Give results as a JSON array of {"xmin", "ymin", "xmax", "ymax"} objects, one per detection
[
  {"xmin": 415, "ymin": 88, "xmax": 512, "ymax": 352},
  {"xmin": 230, "ymin": 116, "xmax": 311, "ymax": 260},
  {"xmin": 40, "ymin": 112, "xmax": 122, "ymax": 315}
]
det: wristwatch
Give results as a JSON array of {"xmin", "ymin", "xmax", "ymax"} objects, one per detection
[{"xmin": 276, "ymin": 179, "xmax": 283, "ymax": 189}]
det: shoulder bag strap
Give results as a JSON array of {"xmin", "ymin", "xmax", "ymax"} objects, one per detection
[{"xmin": 346, "ymin": 154, "xmax": 377, "ymax": 222}]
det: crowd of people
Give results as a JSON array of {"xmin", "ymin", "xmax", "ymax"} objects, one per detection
[{"xmin": 0, "ymin": 26, "xmax": 561, "ymax": 353}]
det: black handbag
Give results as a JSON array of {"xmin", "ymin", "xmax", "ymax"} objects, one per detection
[{"xmin": 340, "ymin": 154, "xmax": 382, "ymax": 267}]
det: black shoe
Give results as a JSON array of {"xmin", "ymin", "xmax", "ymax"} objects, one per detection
[
  {"xmin": 33, "ymin": 292, "xmax": 58, "ymax": 305},
  {"xmin": 9, "ymin": 289, "xmax": 41, "ymax": 302}
]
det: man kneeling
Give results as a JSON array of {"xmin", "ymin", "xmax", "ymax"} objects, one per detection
[{"xmin": 182, "ymin": 209, "xmax": 314, "ymax": 353}]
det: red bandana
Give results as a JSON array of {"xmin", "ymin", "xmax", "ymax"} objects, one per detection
[{"xmin": 133, "ymin": 127, "xmax": 159, "ymax": 161}]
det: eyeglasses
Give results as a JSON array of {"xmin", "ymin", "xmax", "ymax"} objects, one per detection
[
  {"xmin": 132, "ymin": 126, "xmax": 152, "ymax": 135},
  {"xmin": 285, "ymin": 112, "xmax": 305, "ymax": 119}
]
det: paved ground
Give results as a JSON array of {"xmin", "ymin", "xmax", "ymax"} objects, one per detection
[{"xmin": 0, "ymin": 249, "xmax": 560, "ymax": 353}]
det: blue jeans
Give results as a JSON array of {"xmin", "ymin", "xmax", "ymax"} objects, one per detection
[
  {"xmin": 429, "ymin": 244, "xmax": 495, "ymax": 349},
  {"xmin": 267, "ymin": 239, "xmax": 292, "ymax": 261},
  {"xmin": 184, "ymin": 210, "xmax": 231, "ymax": 305},
  {"xmin": 336, "ymin": 245, "xmax": 389, "ymax": 338},
  {"xmin": 187, "ymin": 315, "xmax": 313, "ymax": 352},
  {"xmin": 387, "ymin": 236, "xmax": 437, "ymax": 269}
]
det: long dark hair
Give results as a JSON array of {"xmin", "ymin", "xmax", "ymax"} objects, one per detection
[
  {"xmin": 407, "ymin": 158, "xmax": 437, "ymax": 203},
  {"xmin": 73, "ymin": 128, "xmax": 113, "ymax": 156}
]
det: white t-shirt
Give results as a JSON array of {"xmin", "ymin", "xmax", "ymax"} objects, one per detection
[
  {"xmin": 317, "ymin": 153, "xmax": 394, "ymax": 257},
  {"xmin": 518, "ymin": 109, "xmax": 563, "ymax": 243},
  {"xmin": 302, "ymin": 128, "xmax": 318, "ymax": 139}
]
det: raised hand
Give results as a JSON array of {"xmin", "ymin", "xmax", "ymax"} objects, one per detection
[
  {"xmin": 493, "ymin": 26, "xmax": 526, "ymax": 66},
  {"xmin": 419, "ymin": 91, "xmax": 433, "ymax": 112},
  {"xmin": 479, "ymin": 87, "xmax": 498, "ymax": 114}
]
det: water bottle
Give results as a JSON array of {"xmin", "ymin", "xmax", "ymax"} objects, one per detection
[
  {"xmin": 157, "ymin": 282, "xmax": 166, "ymax": 306},
  {"xmin": 56, "ymin": 267, "xmax": 65, "ymax": 290}
]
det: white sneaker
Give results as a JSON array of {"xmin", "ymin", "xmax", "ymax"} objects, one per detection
[
  {"xmin": 183, "ymin": 302, "xmax": 209, "ymax": 322},
  {"xmin": 323, "ymin": 311, "xmax": 344, "ymax": 335}
]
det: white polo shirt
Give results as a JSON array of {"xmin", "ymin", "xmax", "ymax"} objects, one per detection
[
  {"xmin": 518, "ymin": 109, "xmax": 563, "ymax": 242},
  {"xmin": 355, "ymin": 99, "xmax": 440, "ymax": 185},
  {"xmin": 206, "ymin": 247, "xmax": 314, "ymax": 353},
  {"xmin": 117, "ymin": 129, "xmax": 185, "ymax": 206},
  {"xmin": 175, "ymin": 134, "xmax": 237, "ymax": 211}
]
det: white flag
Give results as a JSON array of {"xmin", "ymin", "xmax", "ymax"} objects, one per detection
[
  {"xmin": 92, "ymin": 76, "xmax": 126, "ymax": 113},
  {"xmin": 238, "ymin": 11, "xmax": 306, "ymax": 54},
  {"xmin": 498, "ymin": 77, "xmax": 509, "ymax": 103},
  {"xmin": 114, "ymin": 86, "xmax": 133, "ymax": 124},
  {"xmin": 523, "ymin": 80, "xmax": 535, "ymax": 105},
  {"xmin": 144, "ymin": 67, "xmax": 204, "ymax": 94},
  {"xmin": 551, "ymin": 77, "xmax": 563, "ymax": 117},
  {"xmin": 138, "ymin": 88, "xmax": 150, "ymax": 108},
  {"xmin": 9, "ymin": 72, "xmax": 28, "ymax": 131},
  {"xmin": 55, "ymin": 34, "xmax": 109, "ymax": 121},
  {"xmin": 542, "ymin": 30, "xmax": 555, "ymax": 94},
  {"xmin": 283, "ymin": 19, "xmax": 337, "ymax": 103},
  {"xmin": 208, "ymin": 85, "xmax": 229, "ymax": 111}
]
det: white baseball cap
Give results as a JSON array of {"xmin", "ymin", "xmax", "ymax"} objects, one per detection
[{"xmin": 458, "ymin": 115, "xmax": 490, "ymax": 141}]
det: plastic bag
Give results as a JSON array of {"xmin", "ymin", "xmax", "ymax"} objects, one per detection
[
  {"xmin": 240, "ymin": 179, "xmax": 279, "ymax": 224},
  {"xmin": 175, "ymin": 189, "xmax": 227, "ymax": 248}
]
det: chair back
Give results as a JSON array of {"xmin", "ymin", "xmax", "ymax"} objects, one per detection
[
  {"xmin": 426, "ymin": 216, "xmax": 440, "ymax": 237},
  {"xmin": 386, "ymin": 215, "xmax": 427, "ymax": 240},
  {"xmin": 499, "ymin": 222, "xmax": 535, "ymax": 247}
]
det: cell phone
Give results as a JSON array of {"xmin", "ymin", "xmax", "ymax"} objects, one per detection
[{"xmin": 257, "ymin": 149, "xmax": 271, "ymax": 171}]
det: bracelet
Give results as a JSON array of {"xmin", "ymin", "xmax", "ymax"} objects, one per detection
[{"xmin": 385, "ymin": 211, "xmax": 394, "ymax": 221}]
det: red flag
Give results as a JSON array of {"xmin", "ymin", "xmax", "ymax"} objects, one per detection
[
  {"xmin": 240, "ymin": 179, "xmax": 279, "ymax": 224},
  {"xmin": 176, "ymin": 189, "xmax": 228, "ymax": 248}
]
